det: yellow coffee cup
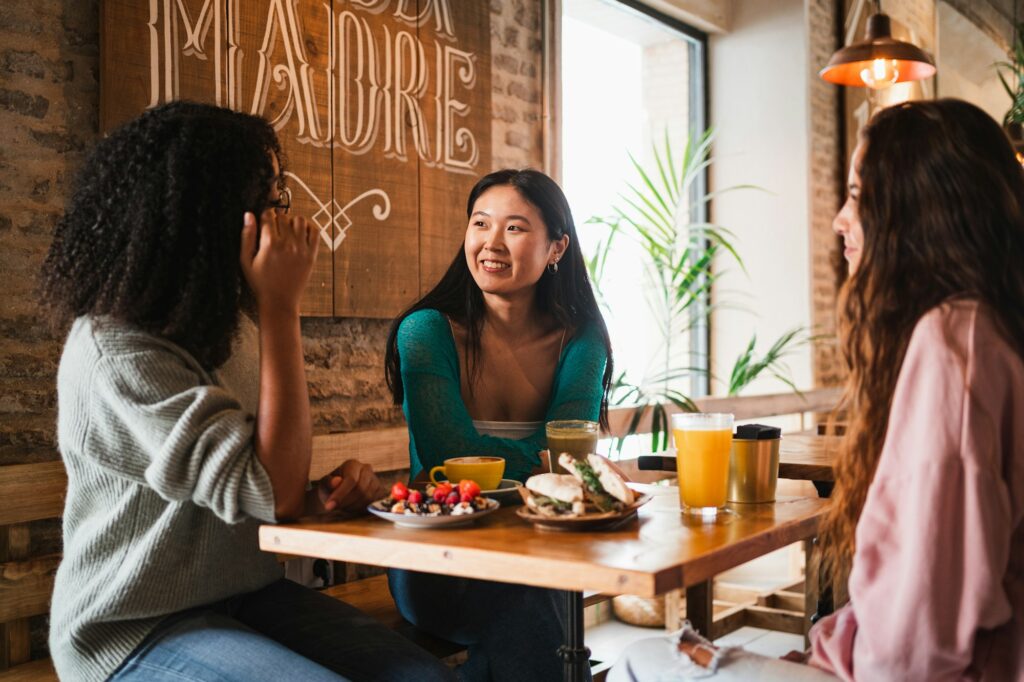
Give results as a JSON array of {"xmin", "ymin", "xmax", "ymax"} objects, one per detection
[{"xmin": 429, "ymin": 456, "xmax": 505, "ymax": 491}]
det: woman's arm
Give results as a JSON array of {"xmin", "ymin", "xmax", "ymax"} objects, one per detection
[
  {"xmin": 240, "ymin": 209, "xmax": 319, "ymax": 519},
  {"xmin": 544, "ymin": 321, "xmax": 607, "ymax": 424}
]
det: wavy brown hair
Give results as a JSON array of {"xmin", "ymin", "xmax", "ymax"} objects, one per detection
[{"xmin": 820, "ymin": 99, "xmax": 1024, "ymax": 589}]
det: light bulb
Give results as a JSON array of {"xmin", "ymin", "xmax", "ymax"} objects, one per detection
[{"xmin": 859, "ymin": 59, "xmax": 900, "ymax": 89}]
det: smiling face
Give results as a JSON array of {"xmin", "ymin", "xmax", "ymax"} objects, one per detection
[
  {"xmin": 833, "ymin": 142, "xmax": 866, "ymax": 273},
  {"xmin": 464, "ymin": 184, "xmax": 568, "ymax": 299}
]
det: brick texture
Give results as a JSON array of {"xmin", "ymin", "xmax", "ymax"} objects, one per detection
[
  {"xmin": 808, "ymin": 0, "xmax": 940, "ymax": 388},
  {"xmin": 807, "ymin": 0, "xmax": 844, "ymax": 387},
  {"xmin": 489, "ymin": 0, "xmax": 544, "ymax": 171},
  {"xmin": 0, "ymin": 1, "xmax": 98, "ymax": 474}
]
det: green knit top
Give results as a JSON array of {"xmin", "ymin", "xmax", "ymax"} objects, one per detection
[{"xmin": 396, "ymin": 309, "xmax": 608, "ymax": 481}]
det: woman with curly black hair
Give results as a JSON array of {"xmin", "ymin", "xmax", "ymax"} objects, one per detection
[{"xmin": 41, "ymin": 101, "xmax": 454, "ymax": 682}]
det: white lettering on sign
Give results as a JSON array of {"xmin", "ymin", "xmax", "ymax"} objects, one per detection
[
  {"xmin": 147, "ymin": 0, "xmax": 478, "ymax": 173},
  {"xmin": 285, "ymin": 171, "xmax": 392, "ymax": 252}
]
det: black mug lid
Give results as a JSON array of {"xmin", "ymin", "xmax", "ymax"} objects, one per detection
[{"xmin": 734, "ymin": 423, "xmax": 782, "ymax": 440}]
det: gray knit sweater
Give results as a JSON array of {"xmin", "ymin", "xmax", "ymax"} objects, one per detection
[{"xmin": 49, "ymin": 316, "xmax": 283, "ymax": 681}]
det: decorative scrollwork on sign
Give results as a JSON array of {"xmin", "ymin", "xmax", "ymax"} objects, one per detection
[{"xmin": 284, "ymin": 171, "xmax": 392, "ymax": 252}]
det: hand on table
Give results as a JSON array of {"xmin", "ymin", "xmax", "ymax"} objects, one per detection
[{"xmin": 314, "ymin": 460, "xmax": 388, "ymax": 514}]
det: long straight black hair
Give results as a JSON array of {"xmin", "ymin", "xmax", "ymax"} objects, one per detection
[{"xmin": 384, "ymin": 168, "xmax": 614, "ymax": 428}]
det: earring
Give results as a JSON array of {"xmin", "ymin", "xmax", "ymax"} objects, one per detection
[{"xmin": 548, "ymin": 261, "xmax": 559, "ymax": 274}]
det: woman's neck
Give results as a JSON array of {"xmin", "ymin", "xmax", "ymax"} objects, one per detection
[{"xmin": 481, "ymin": 289, "xmax": 546, "ymax": 340}]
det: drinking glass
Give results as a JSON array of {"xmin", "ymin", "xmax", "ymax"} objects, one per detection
[
  {"xmin": 546, "ymin": 420, "xmax": 599, "ymax": 472},
  {"xmin": 671, "ymin": 413, "xmax": 734, "ymax": 517}
]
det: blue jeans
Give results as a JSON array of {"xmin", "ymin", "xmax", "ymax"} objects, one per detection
[
  {"xmin": 388, "ymin": 569, "xmax": 587, "ymax": 682},
  {"xmin": 110, "ymin": 578, "xmax": 456, "ymax": 682}
]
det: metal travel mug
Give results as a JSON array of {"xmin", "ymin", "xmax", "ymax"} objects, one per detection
[{"xmin": 728, "ymin": 424, "xmax": 782, "ymax": 503}]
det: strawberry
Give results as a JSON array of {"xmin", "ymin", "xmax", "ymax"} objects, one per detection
[
  {"xmin": 407, "ymin": 490, "xmax": 423, "ymax": 505},
  {"xmin": 390, "ymin": 482, "xmax": 409, "ymax": 501},
  {"xmin": 458, "ymin": 479, "xmax": 481, "ymax": 500}
]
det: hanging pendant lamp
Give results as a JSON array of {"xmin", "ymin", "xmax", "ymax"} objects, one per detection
[{"xmin": 819, "ymin": 1, "xmax": 935, "ymax": 89}]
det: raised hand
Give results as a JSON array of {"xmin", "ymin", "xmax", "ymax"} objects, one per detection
[{"xmin": 240, "ymin": 209, "xmax": 319, "ymax": 315}]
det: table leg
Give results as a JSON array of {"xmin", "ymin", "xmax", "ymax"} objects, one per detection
[
  {"xmin": 812, "ymin": 480, "xmax": 834, "ymax": 498},
  {"xmin": 559, "ymin": 590, "xmax": 591, "ymax": 682},
  {"xmin": 685, "ymin": 580, "xmax": 713, "ymax": 637}
]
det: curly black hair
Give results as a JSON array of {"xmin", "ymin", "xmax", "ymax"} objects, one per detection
[{"xmin": 40, "ymin": 101, "xmax": 282, "ymax": 369}]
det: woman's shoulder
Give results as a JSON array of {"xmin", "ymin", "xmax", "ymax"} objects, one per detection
[
  {"xmin": 396, "ymin": 308, "xmax": 458, "ymax": 362},
  {"xmin": 398, "ymin": 308, "xmax": 451, "ymax": 339},
  {"xmin": 564, "ymin": 318, "xmax": 607, "ymax": 356},
  {"xmin": 911, "ymin": 299, "xmax": 1016, "ymax": 363},
  {"xmin": 65, "ymin": 315, "xmax": 210, "ymax": 383}
]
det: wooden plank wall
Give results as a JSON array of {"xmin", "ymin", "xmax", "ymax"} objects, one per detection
[{"xmin": 99, "ymin": 0, "xmax": 493, "ymax": 319}]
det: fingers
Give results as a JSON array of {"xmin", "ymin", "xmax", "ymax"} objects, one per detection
[
  {"xmin": 240, "ymin": 212, "xmax": 257, "ymax": 275},
  {"xmin": 259, "ymin": 209, "xmax": 277, "ymax": 252},
  {"xmin": 322, "ymin": 460, "xmax": 382, "ymax": 512}
]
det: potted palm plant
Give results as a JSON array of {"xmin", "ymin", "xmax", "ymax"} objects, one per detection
[
  {"xmin": 586, "ymin": 129, "xmax": 810, "ymax": 454},
  {"xmin": 997, "ymin": 21, "xmax": 1024, "ymax": 152}
]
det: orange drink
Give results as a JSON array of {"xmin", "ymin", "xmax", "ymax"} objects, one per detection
[{"xmin": 671, "ymin": 413, "xmax": 734, "ymax": 516}]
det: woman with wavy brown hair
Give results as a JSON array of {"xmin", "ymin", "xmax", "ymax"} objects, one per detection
[
  {"xmin": 610, "ymin": 99, "xmax": 1024, "ymax": 681},
  {"xmin": 809, "ymin": 98, "xmax": 1024, "ymax": 680}
]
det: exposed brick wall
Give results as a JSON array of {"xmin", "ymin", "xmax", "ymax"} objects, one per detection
[
  {"xmin": 807, "ymin": 0, "xmax": 844, "ymax": 387},
  {"xmin": 489, "ymin": 0, "xmax": 545, "ymax": 171},
  {"xmin": 808, "ymin": 0, "xmax": 940, "ymax": 388},
  {"xmin": 1, "ymin": 0, "xmax": 99, "ymax": 661},
  {"xmin": 0, "ymin": 1, "xmax": 98, "ymax": 469}
]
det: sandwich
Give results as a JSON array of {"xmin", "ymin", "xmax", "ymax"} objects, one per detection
[
  {"xmin": 522, "ymin": 474, "xmax": 586, "ymax": 517},
  {"xmin": 521, "ymin": 454, "xmax": 634, "ymax": 517},
  {"xmin": 559, "ymin": 453, "xmax": 635, "ymax": 511}
]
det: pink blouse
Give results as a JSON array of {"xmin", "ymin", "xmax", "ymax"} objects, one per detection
[{"xmin": 809, "ymin": 300, "xmax": 1024, "ymax": 681}]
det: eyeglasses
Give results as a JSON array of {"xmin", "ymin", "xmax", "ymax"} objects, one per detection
[{"xmin": 269, "ymin": 186, "xmax": 291, "ymax": 215}]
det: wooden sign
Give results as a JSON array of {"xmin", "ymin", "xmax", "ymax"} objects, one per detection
[{"xmin": 100, "ymin": 0, "xmax": 492, "ymax": 318}]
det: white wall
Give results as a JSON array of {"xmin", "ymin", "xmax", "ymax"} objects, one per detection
[
  {"xmin": 707, "ymin": 0, "xmax": 813, "ymax": 396},
  {"xmin": 638, "ymin": 0, "xmax": 732, "ymax": 33},
  {"xmin": 936, "ymin": 0, "xmax": 1011, "ymax": 125}
]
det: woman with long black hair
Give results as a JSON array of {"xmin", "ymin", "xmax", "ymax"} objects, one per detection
[{"xmin": 384, "ymin": 169, "xmax": 614, "ymax": 681}]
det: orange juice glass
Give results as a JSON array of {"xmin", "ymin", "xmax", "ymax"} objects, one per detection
[{"xmin": 671, "ymin": 413, "xmax": 734, "ymax": 517}]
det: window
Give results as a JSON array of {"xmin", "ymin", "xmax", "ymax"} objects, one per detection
[{"xmin": 560, "ymin": 0, "xmax": 708, "ymax": 454}]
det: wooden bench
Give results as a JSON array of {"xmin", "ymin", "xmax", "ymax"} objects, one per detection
[{"xmin": 0, "ymin": 461, "xmax": 64, "ymax": 681}]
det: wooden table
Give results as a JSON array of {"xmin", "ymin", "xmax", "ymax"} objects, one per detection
[
  {"xmin": 778, "ymin": 433, "xmax": 839, "ymax": 482},
  {"xmin": 260, "ymin": 488, "xmax": 828, "ymax": 681}
]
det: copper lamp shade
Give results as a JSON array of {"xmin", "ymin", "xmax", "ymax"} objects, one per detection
[{"xmin": 819, "ymin": 13, "xmax": 935, "ymax": 88}]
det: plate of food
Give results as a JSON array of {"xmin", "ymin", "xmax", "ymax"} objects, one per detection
[
  {"xmin": 516, "ymin": 454, "xmax": 651, "ymax": 531},
  {"xmin": 368, "ymin": 480, "xmax": 500, "ymax": 528},
  {"xmin": 414, "ymin": 478, "xmax": 523, "ymax": 504}
]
